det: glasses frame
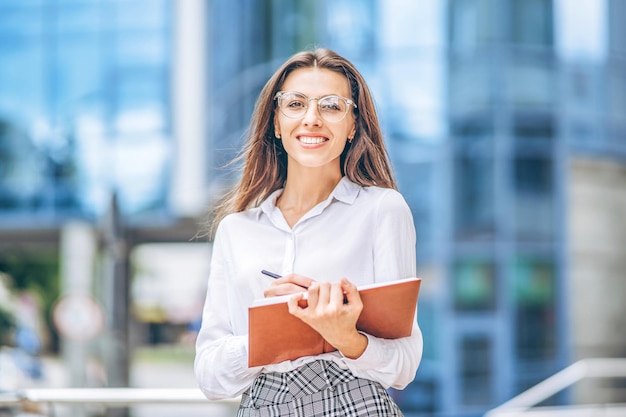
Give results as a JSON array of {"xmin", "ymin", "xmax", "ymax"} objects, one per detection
[{"xmin": 274, "ymin": 91, "xmax": 357, "ymax": 123}]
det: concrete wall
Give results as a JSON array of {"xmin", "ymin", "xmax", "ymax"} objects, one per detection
[{"xmin": 568, "ymin": 156, "xmax": 626, "ymax": 403}]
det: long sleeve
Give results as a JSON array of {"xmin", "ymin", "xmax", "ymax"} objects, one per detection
[
  {"xmin": 194, "ymin": 224, "xmax": 262, "ymax": 399},
  {"xmin": 342, "ymin": 189, "xmax": 423, "ymax": 389},
  {"xmin": 194, "ymin": 179, "xmax": 423, "ymax": 396}
]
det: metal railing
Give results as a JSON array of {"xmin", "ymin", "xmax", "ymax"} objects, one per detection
[
  {"xmin": 485, "ymin": 358, "xmax": 626, "ymax": 417},
  {"xmin": 5, "ymin": 358, "xmax": 624, "ymax": 416},
  {"xmin": 0, "ymin": 388, "xmax": 240, "ymax": 416}
]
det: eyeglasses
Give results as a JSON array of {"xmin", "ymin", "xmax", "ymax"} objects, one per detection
[{"xmin": 274, "ymin": 91, "xmax": 356, "ymax": 123}]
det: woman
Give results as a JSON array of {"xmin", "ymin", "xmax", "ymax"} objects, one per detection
[{"xmin": 195, "ymin": 47, "xmax": 422, "ymax": 416}]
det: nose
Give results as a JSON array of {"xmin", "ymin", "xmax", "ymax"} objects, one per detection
[{"xmin": 302, "ymin": 98, "xmax": 322, "ymax": 126}]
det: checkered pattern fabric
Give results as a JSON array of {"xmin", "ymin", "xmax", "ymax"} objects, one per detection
[{"xmin": 237, "ymin": 360, "xmax": 403, "ymax": 416}]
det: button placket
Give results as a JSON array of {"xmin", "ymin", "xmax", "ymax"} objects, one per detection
[{"xmin": 281, "ymin": 232, "xmax": 296, "ymax": 275}]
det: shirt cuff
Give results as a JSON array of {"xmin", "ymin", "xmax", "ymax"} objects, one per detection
[{"xmin": 340, "ymin": 332, "xmax": 383, "ymax": 370}]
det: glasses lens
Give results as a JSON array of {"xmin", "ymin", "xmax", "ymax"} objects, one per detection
[
  {"xmin": 278, "ymin": 92, "xmax": 307, "ymax": 119},
  {"xmin": 277, "ymin": 92, "xmax": 352, "ymax": 122},
  {"xmin": 318, "ymin": 96, "xmax": 348, "ymax": 122}
]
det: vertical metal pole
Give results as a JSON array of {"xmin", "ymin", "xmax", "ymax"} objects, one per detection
[
  {"xmin": 101, "ymin": 193, "xmax": 130, "ymax": 417},
  {"xmin": 59, "ymin": 222, "xmax": 97, "ymax": 417},
  {"xmin": 171, "ymin": 0, "xmax": 209, "ymax": 217}
]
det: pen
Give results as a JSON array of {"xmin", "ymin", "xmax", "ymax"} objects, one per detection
[
  {"xmin": 261, "ymin": 269, "xmax": 309, "ymax": 289},
  {"xmin": 261, "ymin": 269, "xmax": 281, "ymax": 279}
]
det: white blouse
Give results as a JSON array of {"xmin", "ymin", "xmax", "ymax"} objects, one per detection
[{"xmin": 194, "ymin": 177, "xmax": 423, "ymax": 400}]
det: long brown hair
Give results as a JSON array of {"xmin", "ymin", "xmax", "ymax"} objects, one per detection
[{"xmin": 209, "ymin": 48, "xmax": 397, "ymax": 233}]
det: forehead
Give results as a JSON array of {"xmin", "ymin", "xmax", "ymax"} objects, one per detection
[{"xmin": 281, "ymin": 68, "xmax": 351, "ymax": 98}]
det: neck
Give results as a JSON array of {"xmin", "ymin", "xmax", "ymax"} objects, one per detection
[{"xmin": 278, "ymin": 166, "xmax": 342, "ymax": 217}]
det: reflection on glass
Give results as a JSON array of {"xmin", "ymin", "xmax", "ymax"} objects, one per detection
[
  {"xmin": 0, "ymin": 1, "xmax": 171, "ymax": 216},
  {"xmin": 453, "ymin": 154, "xmax": 495, "ymax": 239},
  {"xmin": 510, "ymin": 0, "xmax": 553, "ymax": 46},
  {"xmin": 453, "ymin": 260, "xmax": 495, "ymax": 311},
  {"xmin": 513, "ymin": 112, "xmax": 555, "ymax": 143},
  {"xmin": 461, "ymin": 335, "xmax": 493, "ymax": 405},
  {"xmin": 513, "ymin": 155, "xmax": 554, "ymax": 240},
  {"xmin": 513, "ymin": 257, "xmax": 556, "ymax": 361},
  {"xmin": 449, "ymin": 0, "xmax": 494, "ymax": 52}
]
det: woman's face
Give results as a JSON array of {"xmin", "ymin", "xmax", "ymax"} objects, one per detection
[{"xmin": 274, "ymin": 67, "xmax": 356, "ymax": 175}]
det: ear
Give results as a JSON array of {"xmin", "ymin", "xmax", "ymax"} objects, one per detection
[
  {"xmin": 348, "ymin": 123, "xmax": 356, "ymax": 141},
  {"xmin": 274, "ymin": 116, "xmax": 281, "ymax": 138}
]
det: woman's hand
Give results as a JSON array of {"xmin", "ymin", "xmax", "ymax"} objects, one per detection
[
  {"xmin": 263, "ymin": 273, "xmax": 315, "ymax": 298},
  {"xmin": 287, "ymin": 278, "xmax": 368, "ymax": 359}
]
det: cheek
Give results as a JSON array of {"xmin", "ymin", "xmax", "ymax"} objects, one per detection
[
  {"xmin": 276, "ymin": 116, "xmax": 296, "ymax": 133},
  {"xmin": 274, "ymin": 115, "xmax": 281, "ymax": 133},
  {"xmin": 344, "ymin": 123, "xmax": 356, "ymax": 140}
]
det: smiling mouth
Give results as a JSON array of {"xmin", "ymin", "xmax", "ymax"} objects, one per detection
[{"xmin": 298, "ymin": 136, "xmax": 328, "ymax": 145}]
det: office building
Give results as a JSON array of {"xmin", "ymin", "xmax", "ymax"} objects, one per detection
[{"xmin": 0, "ymin": 0, "xmax": 624, "ymax": 415}]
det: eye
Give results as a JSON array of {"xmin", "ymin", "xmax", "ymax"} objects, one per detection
[
  {"xmin": 286, "ymin": 99, "xmax": 306, "ymax": 109},
  {"xmin": 280, "ymin": 92, "xmax": 307, "ymax": 109},
  {"xmin": 319, "ymin": 97, "xmax": 344, "ymax": 112}
]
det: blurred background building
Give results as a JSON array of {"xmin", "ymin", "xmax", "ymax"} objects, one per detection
[{"xmin": 0, "ymin": 0, "xmax": 625, "ymax": 416}]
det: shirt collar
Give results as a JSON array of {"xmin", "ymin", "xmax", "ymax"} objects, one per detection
[
  {"xmin": 259, "ymin": 188, "xmax": 283, "ymax": 217},
  {"xmin": 331, "ymin": 176, "xmax": 361, "ymax": 205},
  {"xmin": 258, "ymin": 176, "xmax": 361, "ymax": 217}
]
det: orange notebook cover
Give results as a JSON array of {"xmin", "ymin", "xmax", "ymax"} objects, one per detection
[{"xmin": 248, "ymin": 277, "xmax": 421, "ymax": 367}]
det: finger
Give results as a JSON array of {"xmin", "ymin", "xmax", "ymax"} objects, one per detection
[
  {"xmin": 271, "ymin": 277, "xmax": 287, "ymax": 287},
  {"xmin": 276, "ymin": 275, "xmax": 308, "ymax": 289},
  {"xmin": 330, "ymin": 282, "xmax": 346, "ymax": 306},
  {"xmin": 306, "ymin": 282, "xmax": 320, "ymax": 308},
  {"xmin": 317, "ymin": 282, "xmax": 331, "ymax": 306},
  {"xmin": 289, "ymin": 274, "xmax": 315, "ymax": 289},
  {"xmin": 264, "ymin": 282, "xmax": 306, "ymax": 298},
  {"xmin": 289, "ymin": 283, "xmax": 309, "ymax": 294},
  {"xmin": 274, "ymin": 276, "xmax": 293, "ymax": 286},
  {"xmin": 340, "ymin": 278, "xmax": 360, "ymax": 305},
  {"xmin": 287, "ymin": 293, "xmax": 305, "ymax": 317},
  {"xmin": 263, "ymin": 277, "xmax": 306, "ymax": 297}
]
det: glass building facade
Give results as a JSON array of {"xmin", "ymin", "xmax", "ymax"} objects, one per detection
[
  {"xmin": 0, "ymin": 0, "xmax": 172, "ymax": 220},
  {"xmin": 1, "ymin": 0, "xmax": 625, "ymax": 416}
]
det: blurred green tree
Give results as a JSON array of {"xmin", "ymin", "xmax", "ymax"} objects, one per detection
[{"xmin": 0, "ymin": 250, "xmax": 60, "ymax": 351}]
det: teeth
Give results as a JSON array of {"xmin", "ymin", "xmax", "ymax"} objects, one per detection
[{"xmin": 299, "ymin": 136, "xmax": 325, "ymax": 144}]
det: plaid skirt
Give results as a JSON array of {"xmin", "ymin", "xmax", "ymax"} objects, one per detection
[{"xmin": 237, "ymin": 360, "xmax": 404, "ymax": 416}]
